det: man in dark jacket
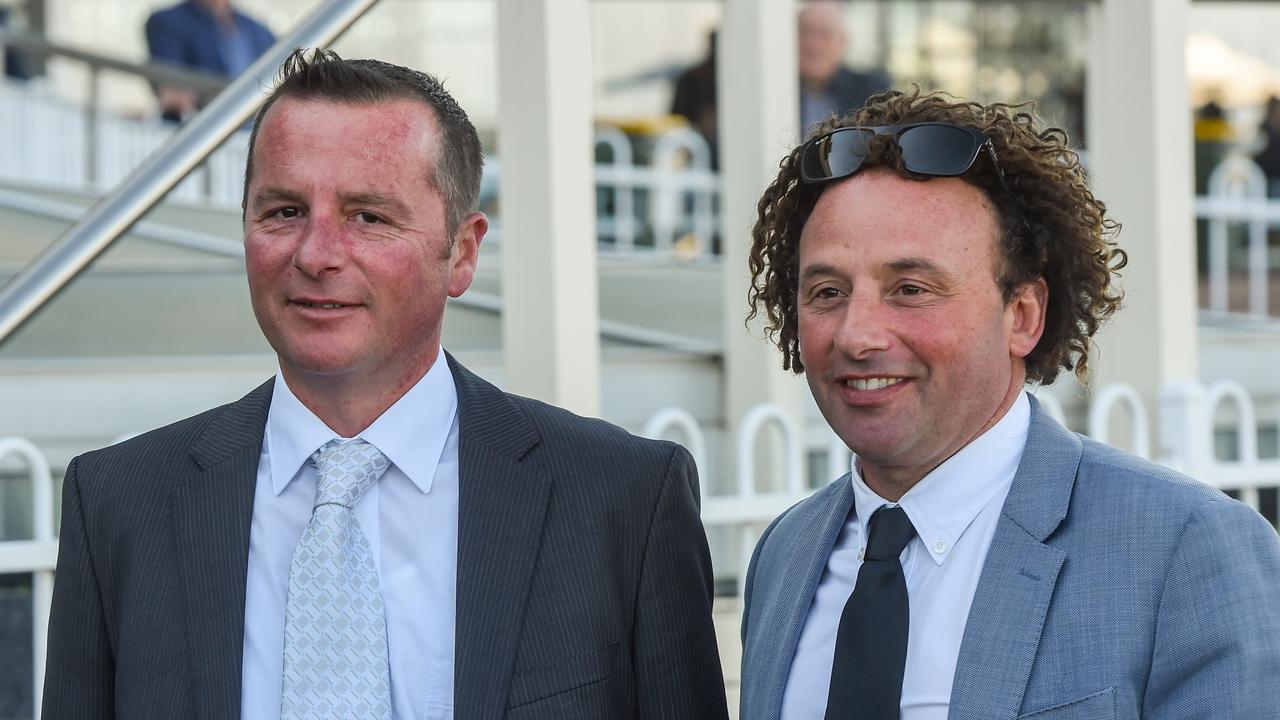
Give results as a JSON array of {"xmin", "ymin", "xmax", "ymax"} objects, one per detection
[{"xmin": 798, "ymin": 0, "xmax": 889, "ymax": 134}]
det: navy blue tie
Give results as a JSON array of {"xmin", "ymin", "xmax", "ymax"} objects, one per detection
[{"xmin": 825, "ymin": 505, "xmax": 917, "ymax": 720}]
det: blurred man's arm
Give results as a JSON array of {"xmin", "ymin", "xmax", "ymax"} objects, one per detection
[
  {"xmin": 144, "ymin": 10, "xmax": 198, "ymax": 120},
  {"xmin": 1144, "ymin": 498, "xmax": 1280, "ymax": 719},
  {"xmin": 633, "ymin": 445, "xmax": 729, "ymax": 719},
  {"xmin": 42, "ymin": 457, "xmax": 116, "ymax": 719}
]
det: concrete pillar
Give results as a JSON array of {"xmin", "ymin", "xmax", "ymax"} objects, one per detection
[
  {"xmin": 1085, "ymin": 0, "xmax": 1197, "ymax": 458},
  {"xmin": 718, "ymin": 0, "xmax": 807, "ymax": 492},
  {"xmin": 495, "ymin": 0, "xmax": 600, "ymax": 416}
]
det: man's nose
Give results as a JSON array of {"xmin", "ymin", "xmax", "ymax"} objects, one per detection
[
  {"xmin": 292, "ymin": 213, "xmax": 345, "ymax": 278},
  {"xmin": 834, "ymin": 293, "xmax": 892, "ymax": 359}
]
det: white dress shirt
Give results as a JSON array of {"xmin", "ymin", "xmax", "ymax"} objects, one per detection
[
  {"xmin": 241, "ymin": 352, "xmax": 459, "ymax": 720},
  {"xmin": 781, "ymin": 392, "xmax": 1031, "ymax": 720}
]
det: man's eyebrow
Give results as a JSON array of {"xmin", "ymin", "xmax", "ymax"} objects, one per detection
[
  {"xmin": 250, "ymin": 187, "xmax": 305, "ymax": 208},
  {"xmin": 887, "ymin": 256, "xmax": 954, "ymax": 280},
  {"xmin": 340, "ymin": 191, "xmax": 412, "ymax": 216},
  {"xmin": 798, "ymin": 263, "xmax": 844, "ymax": 285}
]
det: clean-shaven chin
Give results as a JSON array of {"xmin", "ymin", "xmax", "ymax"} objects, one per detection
[{"xmin": 836, "ymin": 376, "xmax": 911, "ymax": 407}]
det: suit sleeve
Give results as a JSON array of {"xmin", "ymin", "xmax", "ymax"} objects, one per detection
[
  {"xmin": 42, "ymin": 457, "xmax": 116, "ymax": 719},
  {"xmin": 144, "ymin": 11, "xmax": 187, "ymax": 66},
  {"xmin": 1144, "ymin": 497, "xmax": 1280, "ymax": 719},
  {"xmin": 741, "ymin": 508, "xmax": 788, "ymax": 646},
  {"xmin": 632, "ymin": 444, "xmax": 729, "ymax": 720}
]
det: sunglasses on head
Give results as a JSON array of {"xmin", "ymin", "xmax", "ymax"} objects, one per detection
[{"xmin": 799, "ymin": 122, "xmax": 1004, "ymax": 186}]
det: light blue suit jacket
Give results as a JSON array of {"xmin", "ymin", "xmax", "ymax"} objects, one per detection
[{"xmin": 740, "ymin": 397, "xmax": 1280, "ymax": 720}]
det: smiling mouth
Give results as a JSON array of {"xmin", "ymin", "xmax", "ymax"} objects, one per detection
[
  {"xmin": 291, "ymin": 301, "xmax": 355, "ymax": 309},
  {"xmin": 844, "ymin": 377, "xmax": 905, "ymax": 391}
]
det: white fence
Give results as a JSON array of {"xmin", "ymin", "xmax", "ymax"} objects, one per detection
[
  {"xmin": 1195, "ymin": 156, "xmax": 1278, "ymax": 318},
  {"xmin": 0, "ymin": 438, "xmax": 54, "ymax": 720},
  {"xmin": 0, "ymin": 79, "xmax": 251, "ymax": 205}
]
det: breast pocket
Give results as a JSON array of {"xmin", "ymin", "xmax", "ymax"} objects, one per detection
[
  {"xmin": 1018, "ymin": 688, "xmax": 1115, "ymax": 720},
  {"xmin": 426, "ymin": 660, "xmax": 454, "ymax": 720},
  {"xmin": 504, "ymin": 641, "xmax": 619, "ymax": 718}
]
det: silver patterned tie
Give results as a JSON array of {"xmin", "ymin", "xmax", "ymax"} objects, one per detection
[{"xmin": 281, "ymin": 438, "xmax": 393, "ymax": 719}]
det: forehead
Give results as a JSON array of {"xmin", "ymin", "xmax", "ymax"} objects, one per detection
[
  {"xmin": 251, "ymin": 96, "xmax": 439, "ymax": 180},
  {"xmin": 803, "ymin": 171, "xmax": 993, "ymax": 239},
  {"xmin": 800, "ymin": 171, "xmax": 1000, "ymax": 264}
]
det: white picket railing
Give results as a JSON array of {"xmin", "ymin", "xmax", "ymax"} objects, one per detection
[
  {"xmin": 0, "ymin": 437, "xmax": 54, "ymax": 720},
  {"xmin": 1194, "ymin": 155, "xmax": 1279, "ymax": 319}
]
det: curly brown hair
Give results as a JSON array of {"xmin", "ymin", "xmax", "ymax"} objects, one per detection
[{"xmin": 747, "ymin": 88, "xmax": 1126, "ymax": 385}]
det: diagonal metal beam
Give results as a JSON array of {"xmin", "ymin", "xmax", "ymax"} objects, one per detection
[{"xmin": 0, "ymin": 0, "xmax": 381, "ymax": 347}]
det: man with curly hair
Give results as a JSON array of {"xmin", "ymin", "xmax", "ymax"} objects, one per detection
[{"xmin": 738, "ymin": 90, "xmax": 1280, "ymax": 720}]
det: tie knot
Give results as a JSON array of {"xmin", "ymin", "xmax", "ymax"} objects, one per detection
[
  {"xmin": 864, "ymin": 505, "xmax": 916, "ymax": 561},
  {"xmin": 308, "ymin": 438, "xmax": 390, "ymax": 509}
]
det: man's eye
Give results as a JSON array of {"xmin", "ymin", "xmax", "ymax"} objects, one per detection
[
  {"xmin": 355, "ymin": 212, "xmax": 384, "ymax": 224},
  {"xmin": 898, "ymin": 284, "xmax": 926, "ymax": 296},
  {"xmin": 272, "ymin": 207, "xmax": 300, "ymax": 219}
]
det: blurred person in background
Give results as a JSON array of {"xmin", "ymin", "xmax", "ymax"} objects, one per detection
[
  {"xmin": 145, "ymin": 0, "xmax": 275, "ymax": 122},
  {"xmin": 739, "ymin": 89, "xmax": 1280, "ymax": 720},
  {"xmin": 1193, "ymin": 97, "xmax": 1235, "ymax": 194},
  {"xmin": 672, "ymin": 1, "xmax": 892, "ymax": 163},
  {"xmin": 0, "ymin": 3, "xmax": 36, "ymax": 80},
  {"xmin": 670, "ymin": 29, "xmax": 719, "ymax": 168},
  {"xmin": 41, "ymin": 49, "xmax": 728, "ymax": 720},
  {"xmin": 1253, "ymin": 95, "xmax": 1280, "ymax": 197},
  {"xmin": 1194, "ymin": 97, "xmax": 1237, "ymax": 275},
  {"xmin": 798, "ymin": 0, "xmax": 889, "ymax": 135}
]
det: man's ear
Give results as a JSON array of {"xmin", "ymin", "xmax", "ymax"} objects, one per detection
[
  {"xmin": 447, "ymin": 212, "xmax": 488, "ymax": 298},
  {"xmin": 1008, "ymin": 277, "xmax": 1048, "ymax": 359}
]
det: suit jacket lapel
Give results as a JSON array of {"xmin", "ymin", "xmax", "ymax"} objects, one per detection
[
  {"xmin": 752, "ymin": 477, "xmax": 855, "ymax": 720},
  {"xmin": 948, "ymin": 397, "xmax": 1081, "ymax": 720},
  {"xmin": 448, "ymin": 355, "xmax": 552, "ymax": 720},
  {"xmin": 173, "ymin": 378, "xmax": 274, "ymax": 719}
]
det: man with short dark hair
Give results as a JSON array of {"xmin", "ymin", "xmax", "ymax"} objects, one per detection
[
  {"xmin": 739, "ymin": 90, "xmax": 1280, "ymax": 719},
  {"xmin": 43, "ymin": 50, "xmax": 729, "ymax": 720}
]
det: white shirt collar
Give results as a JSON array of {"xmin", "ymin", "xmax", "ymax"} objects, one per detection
[
  {"xmin": 850, "ymin": 391, "xmax": 1031, "ymax": 567},
  {"xmin": 264, "ymin": 351, "xmax": 458, "ymax": 496}
]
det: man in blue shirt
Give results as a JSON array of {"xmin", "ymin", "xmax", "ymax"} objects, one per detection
[{"xmin": 145, "ymin": 0, "xmax": 275, "ymax": 121}]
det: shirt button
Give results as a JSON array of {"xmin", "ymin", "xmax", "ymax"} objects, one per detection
[
  {"xmin": 933, "ymin": 540, "xmax": 948, "ymax": 554},
  {"xmin": 858, "ymin": 548, "xmax": 866, "ymax": 560}
]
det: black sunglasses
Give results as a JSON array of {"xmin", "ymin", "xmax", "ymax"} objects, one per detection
[{"xmin": 799, "ymin": 122, "xmax": 1004, "ymax": 186}]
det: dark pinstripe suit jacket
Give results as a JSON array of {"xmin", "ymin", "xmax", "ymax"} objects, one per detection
[{"xmin": 43, "ymin": 355, "xmax": 729, "ymax": 719}]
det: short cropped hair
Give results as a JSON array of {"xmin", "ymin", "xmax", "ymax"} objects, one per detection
[
  {"xmin": 243, "ymin": 48, "xmax": 482, "ymax": 234},
  {"xmin": 747, "ymin": 88, "xmax": 1127, "ymax": 385}
]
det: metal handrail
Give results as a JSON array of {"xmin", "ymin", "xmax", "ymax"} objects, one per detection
[
  {"xmin": 0, "ymin": 186, "xmax": 246, "ymax": 259},
  {"xmin": 0, "ymin": 29, "xmax": 229, "ymax": 93},
  {"xmin": 0, "ymin": 0, "xmax": 382, "ymax": 346}
]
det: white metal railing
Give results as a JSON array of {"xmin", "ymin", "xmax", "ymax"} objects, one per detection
[
  {"xmin": 0, "ymin": 437, "xmax": 55, "ymax": 719},
  {"xmin": 1195, "ymin": 156, "xmax": 1279, "ymax": 319},
  {"xmin": 0, "ymin": 80, "xmax": 252, "ymax": 205}
]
